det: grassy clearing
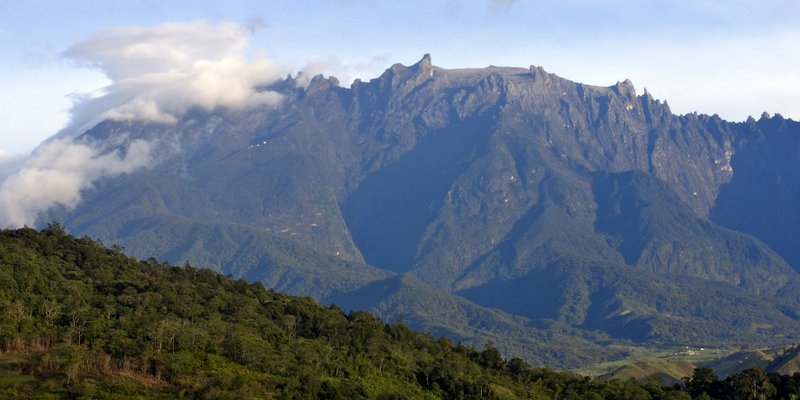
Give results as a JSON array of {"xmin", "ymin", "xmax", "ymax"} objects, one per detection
[{"xmin": 573, "ymin": 345, "xmax": 728, "ymax": 377}]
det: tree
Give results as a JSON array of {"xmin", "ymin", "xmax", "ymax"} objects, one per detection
[
  {"xmin": 729, "ymin": 367, "xmax": 776, "ymax": 400},
  {"xmin": 479, "ymin": 341, "xmax": 504, "ymax": 370},
  {"xmin": 685, "ymin": 367, "xmax": 719, "ymax": 398},
  {"xmin": 41, "ymin": 221, "xmax": 67, "ymax": 236}
]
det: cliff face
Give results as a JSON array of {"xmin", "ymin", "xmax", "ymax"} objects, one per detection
[{"xmin": 47, "ymin": 55, "xmax": 800, "ymax": 361}]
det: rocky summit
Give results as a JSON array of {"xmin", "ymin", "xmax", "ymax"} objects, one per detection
[{"xmin": 46, "ymin": 55, "xmax": 800, "ymax": 368}]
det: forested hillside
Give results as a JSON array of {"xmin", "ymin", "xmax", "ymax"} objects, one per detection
[
  {"xmin": 3, "ymin": 226, "xmax": 799, "ymax": 399},
  {"xmin": 0, "ymin": 225, "xmax": 666, "ymax": 398}
]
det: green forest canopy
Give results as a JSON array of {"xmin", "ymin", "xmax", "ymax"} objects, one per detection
[{"xmin": 0, "ymin": 225, "xmax": 798, "ymax": 399}]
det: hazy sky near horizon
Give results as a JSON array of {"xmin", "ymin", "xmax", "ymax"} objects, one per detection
[{"xmin": 1, "ymin": 0, "xmax": 798, "ymax": 155}]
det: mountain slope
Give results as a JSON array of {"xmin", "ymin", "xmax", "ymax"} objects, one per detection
[
  {"xmin": 711, "ymin": 114, "xmax": 800, "ymax": 273},
  {"xmin": 767, "ymin": 346, "xmax": 800, "ymax": 376},
  {"xmin": 326, "ymin": 274, "xmax": 625, "ymax": 368},
  {"xmin": 592, "ymin": 170, "xmax": 798, "ymax": 296},
  {"xmin": 39, "ymin": 55, "xmax": 800, "ymax": 367}
]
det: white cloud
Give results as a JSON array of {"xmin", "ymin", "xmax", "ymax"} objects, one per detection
[
  {"xmin": 0, "ymin": 21, "xmax": 287, "ymax": 228},
  {"xmin": 0, "ymin": 138, "xmax": 153, "ymax": 227},
  {"xmin": 293, "ymin": 56, "xmax": 349, "ymax": 87},
  {"xmin": 62, "ymin": 21, "xmax": 286, "ymax": 135},
  {"xmin": 293, "ymin": 53, "xmax": 395, "ymax": 88}
]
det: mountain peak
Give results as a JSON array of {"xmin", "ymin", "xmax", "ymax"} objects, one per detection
[
  {"xmin": 415, "ymin": 53, "xmax": 433, "ymax": 75},
  {"xmin": 406, "ymin": 53, "xmax": 434, "ymax": 78},
  {"xmin": 612, "ymin": 78, "xmax": 637, "ymax": 99},
  {"xmin": 378, "ymin": 54, "xmax": 435, "ymax": 89},
  {"xmin": 528, "ymin": 64, "xmax": 550, "ymax": 82},
  {"xmin": 305, "ymin": 74, "xmax": 340, "ymax": 95}
]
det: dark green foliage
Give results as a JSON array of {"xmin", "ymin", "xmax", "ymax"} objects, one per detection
[
  {"xmin": 684, "ymin": 366, "xmax": 800, "ymax": 400},
  {"xmin": 768, "ymin": 371, "xmax": 800, "ymax": 400},
  {"xmin": 2, "ymin": 226, "xmax": 800, "ymax": 399},
  {"xmin": 685, "ymin": 368, "xmax": 722, "ymax": 398},
  {"xmin": 0, "ymin": 226, "xmax": 646, "ymax": 398}
]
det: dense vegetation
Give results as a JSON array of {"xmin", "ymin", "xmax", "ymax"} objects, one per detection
[{"xmin": 1, "ymin": 225, "xmax": 799, "ymax": 399}]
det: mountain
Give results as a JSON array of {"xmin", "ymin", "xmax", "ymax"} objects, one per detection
[{"xmin": 42, "ymin": 55, "xmax": 800, "ymax": 367}]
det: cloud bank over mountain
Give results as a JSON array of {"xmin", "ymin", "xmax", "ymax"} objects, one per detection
[
  {"xmin": 63, "ymin": 21, "xmax": 286, "ymax": 132},
  {"xmin": 0, "ymin": 138, "xmax": 153, "ymax": 227},
  {"xmin": 0, "ymin": 21, "xmax": 288, "ymax": 228}
]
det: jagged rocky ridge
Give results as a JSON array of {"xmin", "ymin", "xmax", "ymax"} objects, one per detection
[{"xmin": 46, "ymin": 55, "xmax": 800, "ymax": 367}]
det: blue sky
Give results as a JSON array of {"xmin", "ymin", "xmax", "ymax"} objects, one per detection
[{"xmin": 1, "ymin": 0, "xmax": 799, "ymax": 155}]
